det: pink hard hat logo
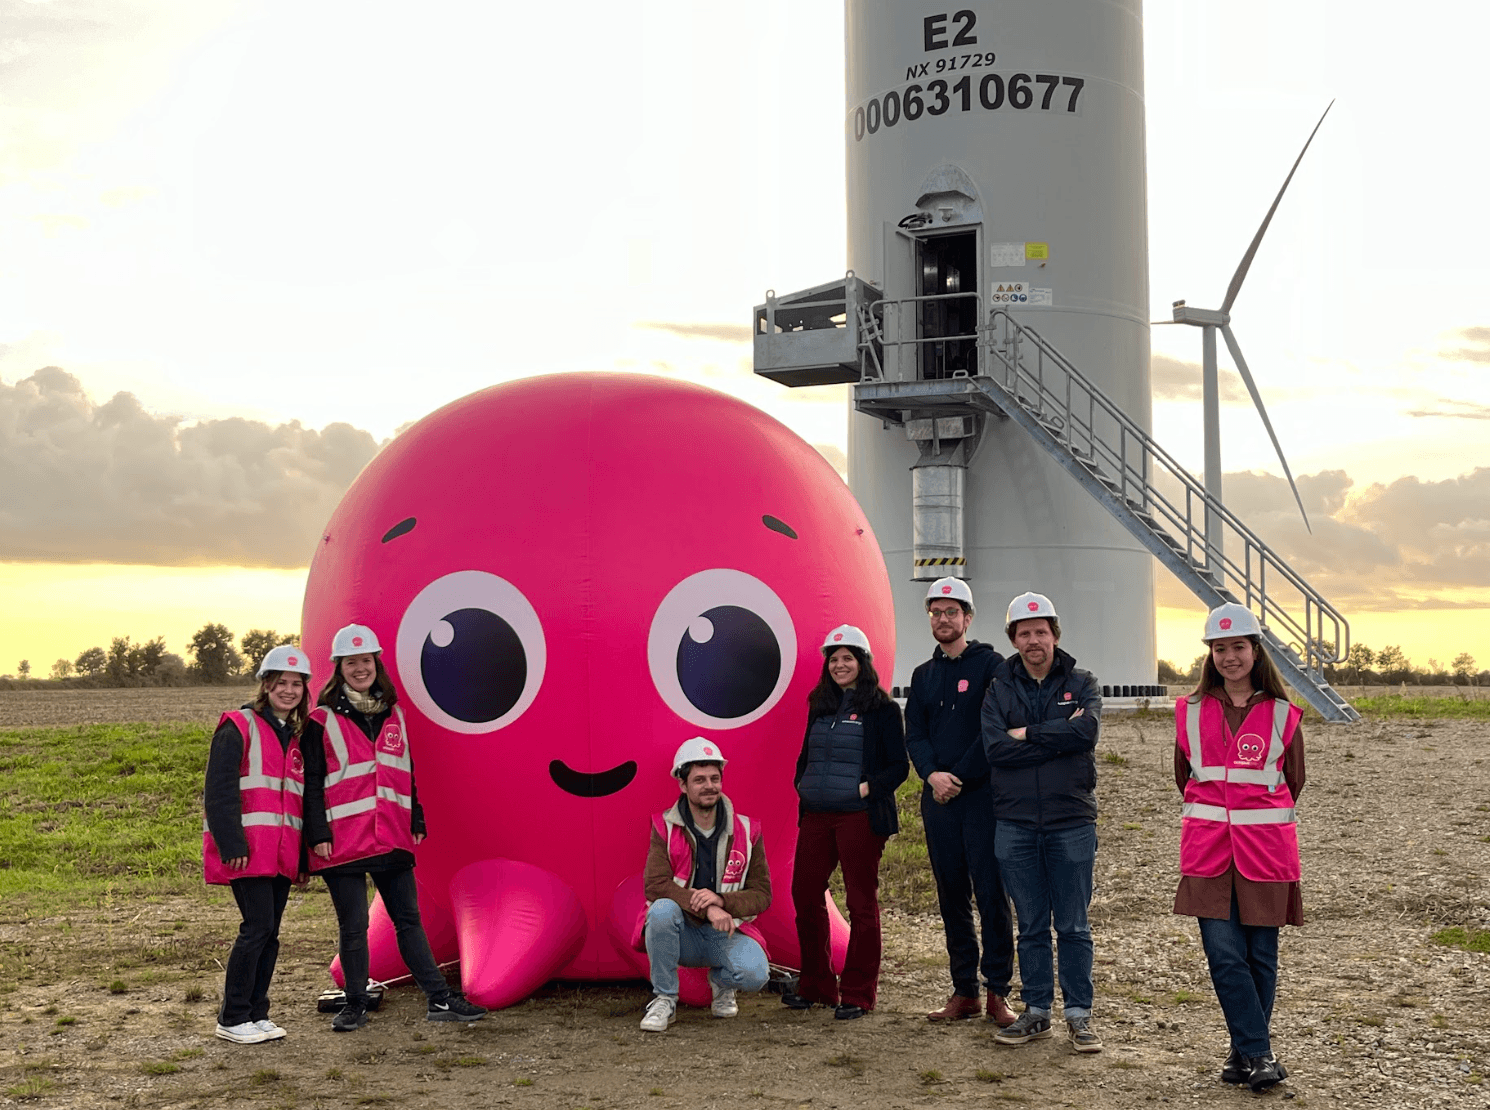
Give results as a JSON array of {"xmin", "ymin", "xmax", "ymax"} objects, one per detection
[
  {"xmin": 353, "ymin": 635, "xmax": 364, "ymax": 646},
  {"xmin": 704, "ymin": 745, "xmax": 715, "ymax": 756},
  {"xmin": 287, "ymin": 655, "xmax": 299, "ymax": 666},
  {"xmin": 941, "ymin": 586, "xmax": 952, "ymax": 594},
  {"xmin": 1220, "ymin": 618, "xmax": 1232, "ymax": 630},
  {"xmin": 1028, "ymin": 601, "xmax": 1039, "ymax": 611},
  {"xmin": 834, "ymin": 633, "xmax": 843, "ymax": 641}
]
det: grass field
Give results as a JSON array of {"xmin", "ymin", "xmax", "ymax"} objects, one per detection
[{"xmin": 0, "ymin": 723, "xmax": 205, "ymax": 904}]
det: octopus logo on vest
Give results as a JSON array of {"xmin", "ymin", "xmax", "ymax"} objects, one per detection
[
  {"xmin": 288, "ymin": 747, "xmax": 305, "ymax": 775},
  {"xmin": 379, "ymin": 725, "xmax": 406, "ymax": 756},
  {"xmin": 1234, "ymin": 733, "xmax": 1266, "ymax": 765},
  {"xmin": 723, "ymin": 848, "xmax": 748, "ymax": 885}
]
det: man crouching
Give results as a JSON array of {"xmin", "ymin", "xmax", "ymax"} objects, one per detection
[{"xmin": 639, "ymin": 737, "xmax": 772, "ymax": 1032}]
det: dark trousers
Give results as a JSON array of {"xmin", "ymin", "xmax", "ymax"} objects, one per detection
[
  {"xmin": 324, "ymin": 867, "xmax": 449, "ymax": 1002},
  {"xmin": 1197, "ymin": 893, "xmax": 1280, "ymax": 1058},
  {"xmin": 791, "ymin": 810, "xmax": 887, "ymax": 1010},
  {"xmin": 921, "ymin": 783, "xmax": 1015, "ymax": 997},
  {"xmin": 220, "ymin": 875, "xmax": 291, "ymax": 1025}
]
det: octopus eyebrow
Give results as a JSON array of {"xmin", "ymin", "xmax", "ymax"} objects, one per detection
[
  {"xmin": 381, "ymin": 517, "xmax": 417, "ymax": 543},
  {"xmin": 762, "ymin": 515, "xmax": 798, "ymax": 539}
]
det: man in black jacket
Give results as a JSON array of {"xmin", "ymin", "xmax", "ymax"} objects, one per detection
[
  {"xmin": 904, "ymin": 578, "xmax": 1017, "ymax": 1026},
  {"xmin": 982, "ymin": 592, "xmax": 1104, "ymax": 1054}
]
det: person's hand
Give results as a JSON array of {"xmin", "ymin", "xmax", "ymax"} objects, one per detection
[
  {"xmin": 225, "ymin": 855, "xmax": 249, "ymax": 871},
  {"xmin": 1006, "ymin": 726, "xmax": 1028, "ymax": 741},
  {"xmin": 1071, "ymin": 708, "xmax": 1085, "ymax": 718},
  {"xmin": 313, "ymin": 842, "xmax": 333, "ymax": 860},
  {"xmin": 689, "ymin": 888, "xmax": 723, "ymax": 914},
  {"xmin": 706, "ymin": 905, "xmax": 735, "ymax": 935},
  {"xmin": 413, "ymin": 832, "xmax": 425, "ymax": 845},
  {"xmin": 294, "ymin": 872, "xmax": 310, "ymax": 887},
  {"xmin": 927, "ymin": 771, "xmax": 962, "ymax": 804}
]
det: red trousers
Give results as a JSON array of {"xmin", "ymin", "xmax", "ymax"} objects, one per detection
[{"xmin": 791, "ymin": 810, "xmax": 887, "ymax": 1010}]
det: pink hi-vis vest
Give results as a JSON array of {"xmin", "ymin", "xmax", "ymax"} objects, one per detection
[
  {"xmin": 308, "ymin": 704, "xmax": 415, "ymax": 870},
  {"xmin": 1177, "ymin": 695, "xmax": 1303, "ymax": 883},
  {"xmin": 202, "ymin": 710, "xmax": 305, "ymax": 885},
  {"xmin": 630, "ymin": 799, "xmax": 763, "ymax": 950}
]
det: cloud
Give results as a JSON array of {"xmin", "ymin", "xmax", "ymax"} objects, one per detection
[
  {"xmin": 1406, "ymin": 398, "xmax": 1490, "ymax": 420},
  {"xmin": 1440, "ymin": 325, "xmax": 1490, "ymax": 364},
  {"xmin": 1151, "ymin": 466, "xmax": 1490, "ymax": 613},
  {"xmin": 0, "ymin": 366, "xmax": 379, "ymax": 568},
  {"xmin": 1149, "ymin": 354, "xmax": 1248, "ymax": 404},
  {"xmin": 636, "ymin": 321, "xmax": 752, "ymax": 344}
]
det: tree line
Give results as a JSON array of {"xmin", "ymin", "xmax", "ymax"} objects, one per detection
[
  {"xmin": 1158, "ymin": 643, "xmax": 1484, "ymax": 687},
  {"xmin": 6, "ymin": 626, "xmax": 299, "ymax": 688}
]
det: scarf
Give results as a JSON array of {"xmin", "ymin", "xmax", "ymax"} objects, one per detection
[{"xmin": 343, "ymin": 683, "xmax": 387, "ymax": 717}]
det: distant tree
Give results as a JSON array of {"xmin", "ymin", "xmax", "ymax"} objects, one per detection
[
  {"xmin": 107, "ymin": 637, "xmax": 138, "ymax": 684},
  {"xmin": 1156, "ymin": 659, "xmax": 1187, "ymax": 685},
  {"xmin": 240, "ymin": 629, "xmax": 298, "ymax": 675},
  {"xmin": 1452, "ymin": 652, "xmax": 1477, "ymax": 685},
  {"xmin": 1375, "ymin": 644, "xmax": 1411, "ymax": 683},
  {"xmin": 155, "ymin": 653, "xmax": 188, "ymax": 686},
  {"xmin": 17, "ymin": 660, "xmax": 29, "ymax": 678},
  {"xmin": 50, "ymin": 658, "xmax": 73, "ymax": 679},
  {"xmin": 138, "ymin": 636, "xmax": 167, "ymax": 676},
  {"xmin": 189, "ymin": 623, "xmax": 242, "ymax": 684},
  {"xmin": 1346, "ymin": 643, "xmax": 1375, "ymax": 684},
  {"xmin": 1188, "ymin": 653, "xmax": 1208, "ymax": 683},
  {"xmin": 74, "ymin": 646, "xmax": 107, "ymax": 677}
]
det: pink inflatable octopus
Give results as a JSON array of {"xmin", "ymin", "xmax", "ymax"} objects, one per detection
[{"xmin": 301, "ymin": 373, "xmax": 894, "ymax": 1009}]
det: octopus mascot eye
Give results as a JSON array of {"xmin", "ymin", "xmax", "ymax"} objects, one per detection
[{"xmin": 301, "ymin": 373, "xmax": 895, "ymax": 1009}]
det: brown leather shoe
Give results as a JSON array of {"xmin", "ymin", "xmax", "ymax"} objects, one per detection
[
  {"xmin": 986, "ymin": 994, "xmax": 1018, "ymax": 1027},
  {"xmin": 926, "ymin": 994, "xmax": 981, "ymax": 1022}
]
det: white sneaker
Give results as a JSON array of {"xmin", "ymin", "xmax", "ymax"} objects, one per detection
[
  {"xmin": 711, "ymin": 982, "xmax": 738, "ymax": 1019},
  {"xmin": 639, "ymin": 996, "xmax": 677, "ymax": 1032},
  {"xmin": 253, "ymin": 1019, "xmax": 286, "ymax": 1041},
  {"xmin": 215, "ymin": 1021, "xmax": 270, "ymax": 1044}
]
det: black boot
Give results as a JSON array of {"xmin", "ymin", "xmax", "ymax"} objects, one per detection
[
  {"xmin": 1220, "ymin": 1047, "xmax": 1247, "ymax": 1084},
  {"xmin": 1246, "ymin": 1054, "xmax": 1285, "ymax": 1091}
]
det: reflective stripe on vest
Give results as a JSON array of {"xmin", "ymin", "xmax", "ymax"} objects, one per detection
[
  {"xmin": 202, "ymin": 710, "xmax": 305, "ymax": 885},
  {"xmin": 1180, "ymin": 803, "xmax": 1297, "ymax": 825},
  {"xmin": 309, "ymin": 705, "xmax": 415, "ymax": 869}
]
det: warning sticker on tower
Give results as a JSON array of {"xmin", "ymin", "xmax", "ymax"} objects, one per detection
[
  {"xmin": 989, "ymin": 242, "xmax": 1025, "ymax": 267},
  {"xmin": 990, "ymin": 281, "xmax": 1029, "ymax": 304}
]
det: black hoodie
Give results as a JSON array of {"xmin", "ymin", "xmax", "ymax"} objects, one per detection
[{"xmin": 903, "ymin": 640, "xmax": 1005, "ymax": 791}]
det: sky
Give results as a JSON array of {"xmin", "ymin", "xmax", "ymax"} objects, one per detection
[{"xmin": 2, "ymin": 0, "xmax": 1488, "ymax": 679}]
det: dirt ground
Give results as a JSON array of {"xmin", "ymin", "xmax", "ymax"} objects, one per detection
[{"xmin": 2, "ymin": 695, "xmax": 1489, "ymax": 1109}]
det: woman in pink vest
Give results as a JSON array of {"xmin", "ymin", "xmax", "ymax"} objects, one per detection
[
  {"xmin": 203, "ymin": 645, "xmax": 312, "ymax": 1044},
  {"xmin": 1174, "ymin": 603, "xmax": 1305, "ymax": 1093},
  {"xmin": 301, "ymin": 624, "xmax": 487, "ymax": 1032}
]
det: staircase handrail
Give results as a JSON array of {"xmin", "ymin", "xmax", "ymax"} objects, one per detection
[{"xmin": 983, "ymin": 310, "xmax": 1349, "ymax": 674}]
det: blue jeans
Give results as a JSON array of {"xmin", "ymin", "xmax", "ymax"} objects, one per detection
[
  {"xmin": 644, "ymin": 899, "xmax": 769, "ymax": 1000},
  {"xmin": 994, "ymin": 822, "xmax": 1096, "ymax": 1019},
  {"xmin": 1196, "ymin": 894, "xmax": 1279, "ymax": 1058}
]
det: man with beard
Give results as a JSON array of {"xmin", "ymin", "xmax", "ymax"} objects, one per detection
[
  {"xmin": 904, "ymin": 578, "xmax": 1017, "ymax": 1026},
  {"xmin": 982, "ymin": 592, "xmax": 1104, "ymax": 1053},
  {"xmin": 638, "ymin": 738, "xmax": 772, "ymax": 1032}
]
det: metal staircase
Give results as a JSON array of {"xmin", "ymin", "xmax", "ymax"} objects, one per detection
[{"xmin": 855, "ymin": 309, "xmax": 1359, "ymax": 723}]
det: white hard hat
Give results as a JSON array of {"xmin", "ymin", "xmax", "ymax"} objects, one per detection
[
  {"xmin": 926, "ymin": 577, "xmax": 974, "ymax": 609},
  {"xmin": 330, "ymin": 624, "xmax": 382, "ymax": 658},
  {"xmin": 257, "ymin": 644, "xmax": 313, "ymax": 679},
  {"xmin": 1202, "ymin": 603, "xmax": 1262, "ymax": 642},
  {"xmin": 822, "ymin": 624, "xmax": 873, "ymax": 658},
  {"xmin": 671, "ymin": 736, "xmax": 728, "ymax": 778},
  {"xmin": 1006, "ymin": 592, "xmax": 1058, "ymax": 626}
]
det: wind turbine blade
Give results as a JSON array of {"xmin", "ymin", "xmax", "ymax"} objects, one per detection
[
  {"xmin": 1220, "ymin": 325, "xmax": 1312, "ymax": 533},
  {"xmin": 1220, "ymin": 101, "xmax": 1334, "ymax": 314}
]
